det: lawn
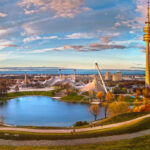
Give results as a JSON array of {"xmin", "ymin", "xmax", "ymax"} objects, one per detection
[
  {"xmin": 1, "ymin": 134, "xmax": 150, "ymax": 150},
  {"xmin": 0, "ymin": 91, "xmax": 55, "ymax": 101},
  {"xmin": 94, "ymin": 112, "xmax": 150, "ymax": 126},
  {"xmin": 61, "ymin": 92, "xmax": 89, "ymax": 103},
  {"xmin": 0, "ymin": 115, "xmax": 150, "ymax": 140},
  {"xmin": 0, "ymin": 91, "xmax": 89, "ymax": 104}
]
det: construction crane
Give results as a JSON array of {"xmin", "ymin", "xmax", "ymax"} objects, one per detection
[{"xmin": 95, "ymin": 63, "xmax": 108, "ymax": 93}]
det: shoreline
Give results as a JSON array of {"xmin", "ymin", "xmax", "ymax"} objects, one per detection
[
  {"xmin": 1, "ymin": 90, "xmax": 91, "ymax": 104},
  {"xmin": 0, "ymin": 113, "xmax": 149, "ymax": 134}
]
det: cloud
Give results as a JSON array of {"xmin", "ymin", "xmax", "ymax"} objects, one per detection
[
  {"xmin": 0, "ymin": 52, "xmax": 21, "ymax": 61},
  {"xmin": 2, "ymin": 44, "xmax": 18, "ymax": 48},
  {"xmin": 18, "ymin": 0, "xmax": 91, "ymax": 18},
  {"xmin": 100, "ymin": 33, "xmax": 120, "ymax": 43},
  {"xmin": 135, "ymin": 0, "xmax": 146, "ymax": 25},
  {"xmin": 21, "ymin": 3, "xmax": 133, "ymax": 36},
  {"xmin": 65, "ymin": 32, "xmax": 95, "ymax": 39},
  {"xmin": 0, "ymin": 12, "xmax": 7, "ymax": 17},
  {"xmin": 23, "ymin": 35, "xmax": 58, "ymax": 43},
  {"xmin": 64, "ymin": 45, "xmax": 84, "ymax": 51},
  {"xmin": 89, "ymin": 43, "xmax": 126, "ymax": 50},
  {"xmin": 101, "ymin": 36, "xmax": 112, "ymax": 43},
  {"xmin": 25, "ymin": 48, "xmax": 53, "ymax": 54},
  {"xmin": 64, "ymin": 43, "xmax": 126, "ymax": 52},
  {"xmin": 0, "ymin": 53, "xmax": 12, "ymax": 61},
  {"xmin": 25, "ymin": 47, "xmax": 64, "ymax": 54},
  {"xmin": 130, "ymin": 66, "xmax": 145, "ymax": 70},
  {"xmin": 0, "ymin": 40, "xmax": 31, "ymax": 50},
  {"xmin": 0, "ymin": 28, "xmax": 14, "ymax": 38},
  {"xmin": 0, "ymin": 40, "xmax": 14, "ymax": 50}
]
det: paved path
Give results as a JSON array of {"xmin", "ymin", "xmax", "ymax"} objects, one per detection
[
  {"xmin": 1, "ymin": 114, "xmax": 150, "ymax": 134},
  {"xmin": 0, "ymin": 114, "xmax": 150, "ymax": 146},
  {"xmin": 0, "ymin": 129, "xmax": 150, "ymax": 146}
]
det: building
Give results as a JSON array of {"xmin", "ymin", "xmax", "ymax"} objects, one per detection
[
  {"xmin": 143, "ymin": 1, "xmax": 150, "ymax": 87},
  {"xmin": 112, "ymin": 71, "xmax": 122, "ymax": 82},
  {"xmin": 105, "ymin": 72, "xmax": 111, "ymax": 81}
]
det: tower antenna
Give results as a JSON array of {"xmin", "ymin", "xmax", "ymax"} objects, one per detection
[{"xmin": 147, "ymin": 0, "xmax": 150, "ymax": 24}]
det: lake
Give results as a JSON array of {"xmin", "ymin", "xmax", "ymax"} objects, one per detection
[{"xmin": 0, "ymin": 96, "xmax": 105, "ymax": 127}]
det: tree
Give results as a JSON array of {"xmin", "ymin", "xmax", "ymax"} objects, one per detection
[
  {"xmin": 136, "ymin": 89, "xmax": 141, "ymax": 96},
  {"xmin": 142, "ymin": 88, "xmax": 150, "ymax": 105},
  {"xmin": 90, "ymin": 104, "xmax": 100, "ymax": 121},
  {"xmin": 96, "ymin": 91, "xmax": 105, "ymax": 102},
  {"xmin": 63, "ymin": 84, "xmax": 73, "ymax": 95},
  {"xmin": 117, "ymin": 95, "xmax": 125, "ymax": 102},
  {"xmin": 106, "ymin": 91, "xmax": 114, "ymax": 102},
  {"xmin": 134, "ymin": 89, "xmax": 141, "ymax": 101},
  {"xmin": 108, "ymin": 102, "xmax": 130, "ymax": 116},
  {"xmin": 142, "ymin": 88, "xmax": 150, "ymax": 98},
  {"xmin": 14, "ymin": 85, "xmax": 19, "ymax": 92},
  {"xmin": 103, "ymin": 91, "xmax": 114, "ymax": 118},
  {"xmin": 0, "ymin": 79, "xmax": 9, "ymax": 96}
]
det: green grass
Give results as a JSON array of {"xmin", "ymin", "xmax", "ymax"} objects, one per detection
[
  {"xmin": 95, "ymin": 112, "xmax": 150, "ymax": 126},
  {"xmin": 0, "ymin": 116, "xmax": 150, "ymax": 140},
  {"xmin": 0, "ymin": 91, "xmax": 89, "ymax": 104},
  {"xmin": 61, "ymin": 92, "xmax": 89, "ymax": 103},
  {"xmin": 0, "ymin": 91, "xmax": 55, "ymax": 101},
  {"xmin": 1, "ymin": 134, "xmax": 150, "ymax": 149}
]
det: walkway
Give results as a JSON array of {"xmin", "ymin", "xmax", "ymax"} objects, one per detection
[
  {"xmin": 0, "ymin": 129, "xmax": 150, "ymax": 146},
  {"xmin": 0, "ymin": 114, "xmax": 150, "ymax": 146},
  {"xmin": 1, "ymin": 114, "xmax": 150, "ymax": 134}
]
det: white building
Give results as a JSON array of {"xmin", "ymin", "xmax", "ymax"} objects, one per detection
[
  {"xmin": 112, "ymin": 71, "xmax": 122, "ymax": 81},
  {"xmin": 105, "ymin": 72, "xmax": 111, "ymax": 81}
]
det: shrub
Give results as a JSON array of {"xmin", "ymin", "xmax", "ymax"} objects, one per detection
[
  {"xmin": 74, "ymin": 121, "xmax": 88, "ymax": 126},
  {"xmin": 108, "ymin": 102, "xmax": 130, "ymax": 116}
]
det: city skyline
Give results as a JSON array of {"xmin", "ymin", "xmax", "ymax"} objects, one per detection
[{"xmin": 0, "ymin": 0, "xmax": 147, "ymax": 69}]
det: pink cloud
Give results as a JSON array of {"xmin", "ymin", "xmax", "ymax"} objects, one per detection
[
  {"xmin": 0, "ymin": 12, "xmax": 7, "ymax": 17},
  {"xmin": 18, "ymin": 0, "xmax": 91, "ymax": 18},
  {"xmin": 135, "ymin": 0, "xmax": 147, "ymax": 25}
]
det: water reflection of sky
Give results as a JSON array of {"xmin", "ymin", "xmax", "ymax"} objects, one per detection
[{"xmin": 0, "ymin": 96, "xmax": 105, "ymax": 127}]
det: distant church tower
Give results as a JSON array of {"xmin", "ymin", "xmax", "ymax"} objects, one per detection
[{"xmin": 144, "ymin": 1, "xmax": 150, "ymax": 87}]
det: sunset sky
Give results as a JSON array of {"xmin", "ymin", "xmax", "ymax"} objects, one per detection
[{"xmin": 0, "ymin": 0, "xmax": 147, "ymax": 69}]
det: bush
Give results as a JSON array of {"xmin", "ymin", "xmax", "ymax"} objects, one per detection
[
  {"xmin": 108, "ymin": 102, "xmax": 130, "ymax": 117},
  {"xmin": 74, "ymin": 121, "xmax": 88, "ymax": 126}
]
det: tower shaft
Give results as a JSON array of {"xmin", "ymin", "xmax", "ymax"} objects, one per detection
[
  {"xmin": 146, "ymin": 41, "xmax": 150, "ymax": 86},
  {"xmin": 144, "ymin": 1, "xmax": 150, "ymax": 87}
]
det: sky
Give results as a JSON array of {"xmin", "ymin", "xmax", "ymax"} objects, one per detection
[{"xmin": 0, "ymin": 0, "xmax": 148, "ymax": 69}]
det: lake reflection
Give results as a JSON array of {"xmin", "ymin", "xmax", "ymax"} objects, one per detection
[{"xmin": 0, "ymin": 96, "xmax": 105, "ymax": 127}]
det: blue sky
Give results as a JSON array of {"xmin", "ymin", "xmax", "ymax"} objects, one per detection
[{"xmin": 0, "ymin": 0, "xmax": 147, "ymax": 69}]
